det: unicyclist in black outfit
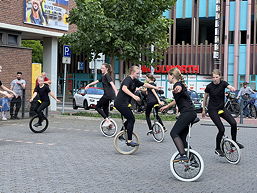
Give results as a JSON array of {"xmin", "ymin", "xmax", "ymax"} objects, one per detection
[
  {"xmin": 202, "ymin": 69, "xmax": 244, "ymax": 156},
  {"xmin": 161, "ymin": 68, "xmax": 196, "ymax": 162},
  {"xmin": 114, "ymin": 66, "xmax": 161, "ymax": 147},
  {"xmin": 85, "ymin": 63, "xmax": 118, "ymax": 127}
]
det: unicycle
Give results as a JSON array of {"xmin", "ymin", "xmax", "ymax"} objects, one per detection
[
  {"xmin": 147, "ymin": 104, "xmax": 165, "ymax": 143},
  {"xmin": 100, "ymin": 102, "xmax": 118, "ymax": 137},
  {"xmin": 170, "ymin": 118, "xmax": 204, "ymax": 182},
  {"xmin": 217, "ymin": 109, "xmax": 241, "ymax": 164},
  {"xmin": 113, "ymin": 104, "xmax": 140, "ymax": 155},
  {"xmin": 220, "ymin": 136, "xmax": 241, "ymax": 164},
  {"xmin": 100, "ymin": 118, "xmax": 117, "ymax": 137},
  {"xmin": 29, "ymin": 100, "xmax": 49, "ymax": 133}
]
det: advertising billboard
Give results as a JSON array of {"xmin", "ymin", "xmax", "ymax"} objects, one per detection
[{"xmin": 24, "ymin": 0, "xmax": 69, "ymax": 31}]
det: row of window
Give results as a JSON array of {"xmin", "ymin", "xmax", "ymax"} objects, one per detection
[{"xmin": 0, "ymin": 32, "xmax": 19, "ymax": 46}]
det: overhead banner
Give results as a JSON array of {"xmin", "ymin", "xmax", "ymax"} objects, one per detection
[{"xmin": 24, "ymin": 0, "xmax": 69, "ymax": 31}]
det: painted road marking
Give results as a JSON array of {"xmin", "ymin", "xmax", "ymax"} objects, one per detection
[{"xmin": 1, "ymin": 138, "xmax": 56, "ymax": 146}]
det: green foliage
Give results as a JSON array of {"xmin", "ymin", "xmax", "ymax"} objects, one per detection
[
  {"xmin": 22, "ymin": 40, "xmax": 43, "ymax": 64},
  {"xmin": 62, "ymin": 111, "xmax": 176, "ymax": 121},
  {"xmin": 62, "ymin": 0, "xmax": 176, "ymax": 66}
]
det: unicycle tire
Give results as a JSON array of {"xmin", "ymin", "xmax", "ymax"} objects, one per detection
[
  {"xmin": 113, "ymin": 131, "xmax": 139, "ymax": 155},
  {"xmin": 170, "ymin": 149, "xmax": 204, "ymax": 182},
  {"xmin": 220, "ymin": 138, "xmax": 241, "ymax": 165},
  {"xmin": 100, "ymin": 118, "xmax": 118, "ymax": 137},
  {"xmin": 152, "ymin": 122, "xmax": 165, "ymax": 143},
  {"xmin": 29, "ymin": 115, "xmax": 49, "ymax": 133}
]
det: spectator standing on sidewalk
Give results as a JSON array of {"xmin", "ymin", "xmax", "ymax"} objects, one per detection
[
  {"xmin": 10, "ymin": 72, "xmax": 26, "ymax": 119},
  {"xmin": 0, "ymin": 92, "xmax": 11, "ymax": 120},
  {"xmin": 237, "ymin": 82, "xmax": 255, "ymax": 118}
]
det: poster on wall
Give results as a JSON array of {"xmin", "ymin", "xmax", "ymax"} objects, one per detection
[
  {"xmin": 24, "ymin": 0, "xmax": 69, "ymax": 31},
  {"xmin": 196, "ymin": 82, "xmax": 210, "ymax": 94}
]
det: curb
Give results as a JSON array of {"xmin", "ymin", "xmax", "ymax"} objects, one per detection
[
  {"xmin": 51, "ymin": 114, "xmax": 175, "ymax": 124},
  {"xmin": 200, "ymin": 122, "xmax": 257, "ymax": 128}
]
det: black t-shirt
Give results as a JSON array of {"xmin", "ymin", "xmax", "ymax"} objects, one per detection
[
  {"xmin": 34, "ymin": 84, "xmax": 51, "ymax": 102},
  {"xmin": 0, "ymin": 81, "xmax": 2, "ymax": 86},
  {"xmin": 147, "ymin": 83, "xmax": 158, "ymax": 104},
  {"xmin": 205, "ymin": 80, "xmax": 229, "ymax": 110},
  {"xmin": 115, "ymin": 76, "xmax": 144, "ymax": 107},
  {"xmin": 98, "ymin": 74, "xmax": 115, "ymax": 99},
  {"xmin": 173, "ymin": 81, "xmax": 194, "ymax": 113}
]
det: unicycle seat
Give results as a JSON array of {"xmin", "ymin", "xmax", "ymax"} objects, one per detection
[{"xmin": 191, "ymin": 117, "xmax": 200, "ymax": 126}]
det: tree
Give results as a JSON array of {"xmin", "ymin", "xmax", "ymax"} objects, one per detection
[
  {"xmin": 22, "ymin": 40, "xmax": 43, "ymax": 64},
  {"xmin": 62, "ymin": 0, "xmax": 175, "ymax": 67}
]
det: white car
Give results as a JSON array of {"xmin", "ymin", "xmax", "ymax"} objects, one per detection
[{"xmin": 73, "ymin": 87, "xmax": 104, "ymax": 110}]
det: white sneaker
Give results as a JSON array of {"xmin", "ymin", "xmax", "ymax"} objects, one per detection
[{"xmin": 2, "ymin": 117, "xmax": 7, "ymax": 121}]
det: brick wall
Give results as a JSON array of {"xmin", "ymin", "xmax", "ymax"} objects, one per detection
[
  {"xmin": 0, "ymin": 46, "xmax": 32, "ymax": 99},
  {"xmin": 0, "ymin": 0, "xmax": 77, "ymax": 34}
]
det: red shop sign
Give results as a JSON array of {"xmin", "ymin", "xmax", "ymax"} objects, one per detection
[{"xmin": 141, "ymin": 65, "xmax": 200, "ymax": 74}]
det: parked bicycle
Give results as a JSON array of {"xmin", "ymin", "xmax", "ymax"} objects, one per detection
[
  {"xmin": 225, "ymin": 92, "xmax": 240, "ymax": 118},
  {"xmin": 242, "ymin": 93, "xmax": 257, "ymax": 119}
]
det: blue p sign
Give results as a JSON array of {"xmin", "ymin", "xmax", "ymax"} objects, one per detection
[{"xmin": 63, "ymin": 45, "xmax": 71, "ymax": 57}]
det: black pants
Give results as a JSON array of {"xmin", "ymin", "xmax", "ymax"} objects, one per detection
[
  {"xmin": 34, "ymin": 101, "xmax": 50, "ymax": 123},
  {"xmin": 96, "ymin": 97, "xmax": 111, "ymax": 119},
  {"xmin": 208, "ymin": 108, "xmax": 237, "ymax": 150},
  {"xmin": 170, "ymin": 111, "xmax": 197, "ymax": 156},
  {"xmin": 115, "ymin": 105, "xmax": 135, "ymax": 140},
  {"xmin": 145, "ymin": 102, "xmax": 164, "ymax": 130},
  {"xmin": 10, "ymin": 96, "xmax": 21, "ymax": 117}
]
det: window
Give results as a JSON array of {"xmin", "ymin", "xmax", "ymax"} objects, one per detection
[
  {"xmin": 228, "ymin": 31, "xmax": 234, "ymax": 44},
  {"xmin": 8, "ymin": 34, "xmax": 18, "ymax": 45},
  {"xmin": 240, "ymin": 75, "xmax": 245, "ymax": 81},
  {"xmin": 240, "ymin": 31, "xmax": 247, "ymax": 44}
]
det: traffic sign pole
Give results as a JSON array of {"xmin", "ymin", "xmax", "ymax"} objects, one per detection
[
  {"xmin": 62, "ymin": 63, "xmax": 67, "ymax": 114},
  {"xmin": 62, "ymin": 45, "xmax": 71, "ymax": 114}
]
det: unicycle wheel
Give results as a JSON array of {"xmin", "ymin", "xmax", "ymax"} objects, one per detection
[
  {"xmin": 29, "ymin": 115, "xmax": 49, "ymax": 133},
  {"xmin": 100, "ymin": 119, "xmax": 118, "ymax": 137},
  {"xmin": 152, "ymin": 122, "xmax": 165, "ymax": 143},
  {"xmin": 221, "ymin": 138, "xmax": 241, "ymax": 165},
  {"xmin": 113, "ymin": 131, "xmax": 139, "ymax": 155},
  {"xmin": 170, "ymin": 149, "xmax": 204, "ymax": 182}
]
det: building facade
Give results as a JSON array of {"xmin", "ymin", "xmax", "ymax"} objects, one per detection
[
  {"xmin": 57, "ymin": 0, "xmax": 257, "ymax": 98},
  {"xmin": 159, "ymin": 0, "xmax": 257, "ymax": 92},
  {"xmin": 0, "ymin": 0, "xmax": 76, "ymax": 110}
]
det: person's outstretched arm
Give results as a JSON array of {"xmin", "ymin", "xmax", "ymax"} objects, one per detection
[{"xmin": 85, "ymin": 80, "xmax": 99, "ymax": 89}]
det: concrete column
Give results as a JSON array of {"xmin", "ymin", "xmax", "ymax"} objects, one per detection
[
  {"xmin": 234, "ymin": 0, "xmax": 240, "ymax": 89},
  {"xmin": 43, "ymin": 37, "xmax": 58, "ymax": 111},
  {"xmin": 223, "ymin": 0, "xmax": 230, "ymax": 81},
  {"xmin": 246, "ymin": 0, "xmax": 252, "ymax": 82}
]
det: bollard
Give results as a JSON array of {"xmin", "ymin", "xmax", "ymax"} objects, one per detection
[
  {"xmin": 239, "ymin": 98, "xmax": 243, "ymax": 124},
  {"xmin": 22, "ymin": 89, "xmax": 25, "ymax": 119}
]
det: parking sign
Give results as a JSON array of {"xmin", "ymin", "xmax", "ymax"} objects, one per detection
[{"xmin": 63, "ymin": 45, "xmax": 71, "ymax": 57}]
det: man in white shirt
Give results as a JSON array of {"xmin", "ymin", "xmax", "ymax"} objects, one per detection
[{"xmin": 10, "ymin": 72, "xmax": 26, "ymax": 119}]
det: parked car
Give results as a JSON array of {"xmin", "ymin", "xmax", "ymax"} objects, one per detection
[
  {"xmin": 73, "ymin": 87, "xmax": 104, "ymax": 110},
  {"xmin": 187, "ymin": 90, "xmax": 203, "ymax": 113}
]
